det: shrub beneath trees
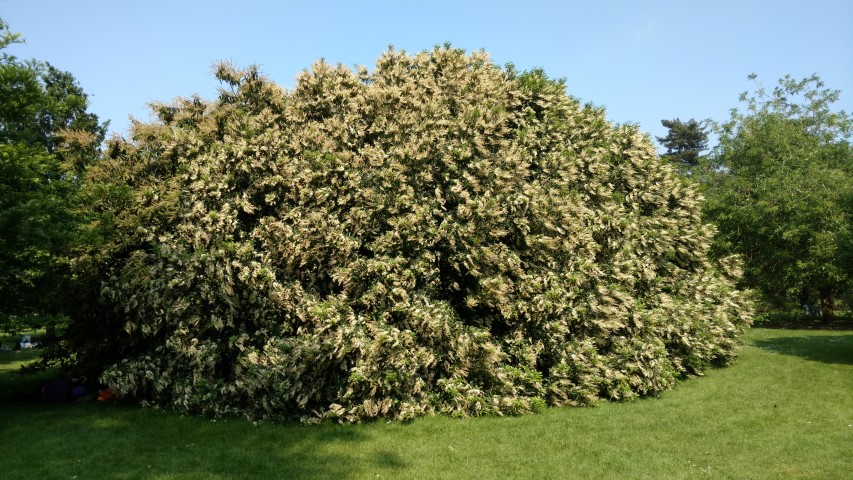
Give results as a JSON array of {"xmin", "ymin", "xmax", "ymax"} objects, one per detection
[{"xmin": 71, "ymin": 47, "xmax": 751, "ymax": 422}]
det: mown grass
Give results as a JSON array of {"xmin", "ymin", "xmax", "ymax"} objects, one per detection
[{"xmin": 1, "ymin": 329, "xmax": 851, "ymax": 479}]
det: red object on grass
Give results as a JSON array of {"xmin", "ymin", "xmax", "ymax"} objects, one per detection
[{"xmin": 98, "ymin": 388, "xmax": 117, "ymax": 402}]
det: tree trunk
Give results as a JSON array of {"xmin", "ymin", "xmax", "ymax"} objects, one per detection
[
  {"xmin": 798, "ymin": 286, "xmax": 811, "ymax": 306},
  {"xmin": 818, "ymin": 287, "xmax": 835, "ymax": 322}
]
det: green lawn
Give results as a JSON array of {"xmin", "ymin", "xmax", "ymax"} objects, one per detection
[{"xmin": 1, "ymin": 328, "xmax": 851, "ymax": 479}]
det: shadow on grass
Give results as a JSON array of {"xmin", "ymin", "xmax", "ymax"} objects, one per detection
[
  {"xmin": 752, "ymin": 334, "xmax": 853, "ymax": 365},
  {"xmin": 0, "ymin": 348, "xmax": 404, "ymax": 479},
  {"xmin": 0, "ymin": 350, "xmax": 53, "ymax": 401},
  {"xmin": 374, "ymin": 449, "xmax": 406, "ymax": 469},
  {"xmin": 0, "ymin": 401, "xmax": 384, "ymax": 479}
]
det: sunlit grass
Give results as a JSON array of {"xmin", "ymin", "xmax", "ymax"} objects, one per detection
[
  {"xmin": 1, "ymin": 329, "xmax": 851, "ymax": 479},
  {"xmin": 0, "ymin": 333, "xmax": 53, "ymax": 402}
]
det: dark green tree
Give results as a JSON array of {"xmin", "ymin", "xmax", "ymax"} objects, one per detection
[
  {"xmin": 0, "ymin": 18, "xmax": 107, "ymax": 334},
  {"xmin": 705, "ymin": 74, "xmax": 852, "ymax": 319},
  {"xmin": 656, "ymin": 118, "xmax": 709, "ymax": 170}
]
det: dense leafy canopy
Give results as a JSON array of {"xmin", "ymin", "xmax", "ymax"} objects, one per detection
[
  {"xmin": 66, "ymin": 47, "xmax": 751, "ymax": 422},
  {"xmin": 705, "ymin": 74, "xmax": 852, "ymax": 318},
  {"xmin": 0, "ymin": 19, "xmax": 107, "ymax": 333}
]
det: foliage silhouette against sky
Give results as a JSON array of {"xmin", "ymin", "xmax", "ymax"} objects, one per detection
[{"xmin": 2, "ymin": 0, "xmax": 851, "ymax": 147}]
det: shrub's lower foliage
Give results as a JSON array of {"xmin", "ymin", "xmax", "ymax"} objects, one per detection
[{"xmin": 83, "ymin": 46, "xmax": 751, "ymax": 422}]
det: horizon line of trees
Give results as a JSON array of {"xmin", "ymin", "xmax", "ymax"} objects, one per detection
[
  {"xmin": 656, "ymin": 75, "xmax": 852, "ymax": 319},
  {"xmin": 1, "ymin": 16, "xmax": 851, "ymax": 340}
]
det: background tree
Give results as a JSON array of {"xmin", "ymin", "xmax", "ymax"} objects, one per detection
[
  {"xmin": 704, "ymin": 74, "xmax": 852, "ymax": 319},
  {"xmin": 0, "ymin": 18, "xmax": 107, "ymax": 334},
  {"xmin": 656, "ymin": 118, "xmax": 709, "ymax": 171}
]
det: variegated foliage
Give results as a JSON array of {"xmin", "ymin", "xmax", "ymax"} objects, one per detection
[{"xmin": 81, "ymin": 47, "xmax": 751, "ymax": 422}]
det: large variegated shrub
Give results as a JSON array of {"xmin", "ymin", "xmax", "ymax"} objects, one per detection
[{"xmin": 77, "ymin": 46, "xmax": 751, "ymax": 422}]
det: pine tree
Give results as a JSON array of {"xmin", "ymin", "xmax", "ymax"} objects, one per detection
[{"xmin": 656, "ymin": 118, "xmax": 709, "ymax": 169}]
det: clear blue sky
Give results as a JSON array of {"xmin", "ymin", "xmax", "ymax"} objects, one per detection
[{"xmin": 3, "ymin": 0, "xmax": 851, "ymax": 149}]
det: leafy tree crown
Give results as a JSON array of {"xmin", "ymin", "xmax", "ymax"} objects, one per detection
[{"xmin": 65, "ymin": 46, "xmax": 751, "ymax": 422}]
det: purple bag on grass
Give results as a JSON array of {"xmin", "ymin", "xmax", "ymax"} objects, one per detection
[{"xmin": 41, "ymin": 379, "xmax": 71, "ymax": 402}]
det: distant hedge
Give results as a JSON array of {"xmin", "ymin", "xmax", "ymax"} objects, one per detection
[{"xmin": 70, "ymin": 46, "xmax": 751, "ymax": 422}]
